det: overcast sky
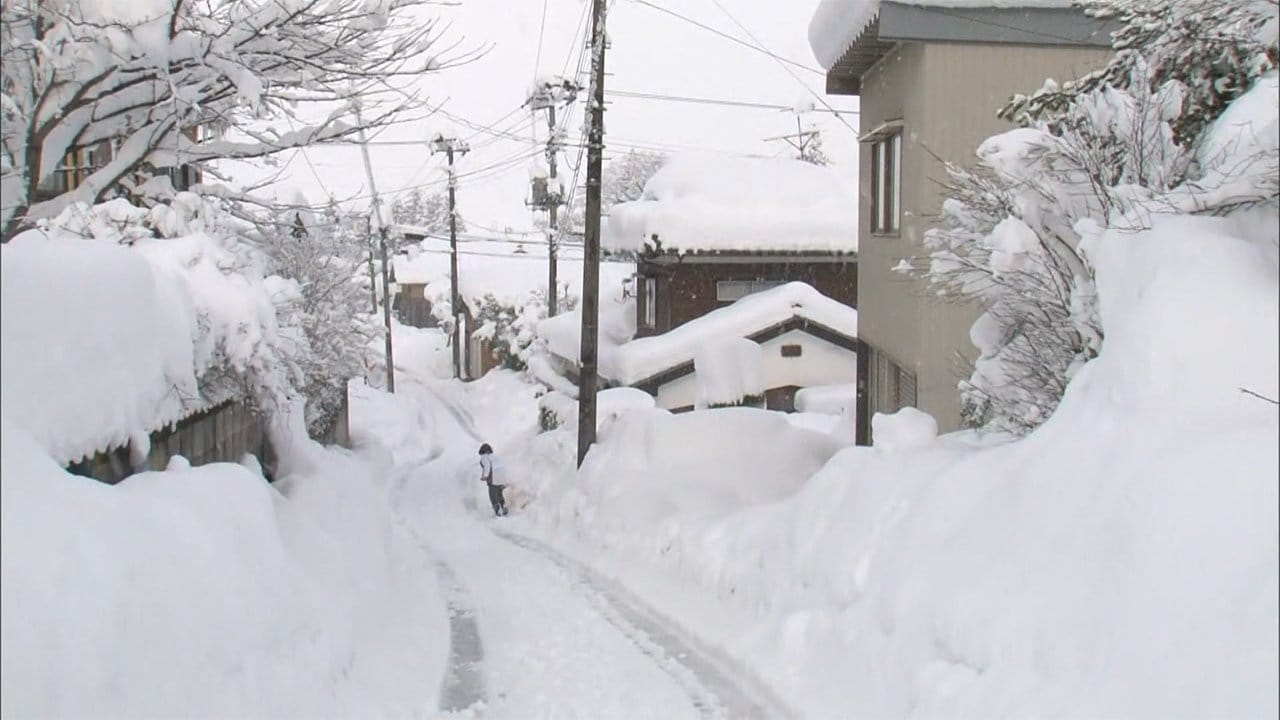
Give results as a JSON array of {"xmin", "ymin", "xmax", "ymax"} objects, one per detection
[{"xmin": 226, "ymin": 0, "xmax": 861, "ymax": 233}]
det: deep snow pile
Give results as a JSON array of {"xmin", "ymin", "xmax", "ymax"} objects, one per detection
[
  {"xmin": 0, "ymin": 230, "xmax": 288, "ymax": 464},
  {"xmin": 0, "ymin": 416, "xmax": 448, "ymax": 718},
  {"xmin": 603, "ymin": 154, "xmax": 857, "ymax": 255},
  {"xmin": 524, "ymin": 212, "xmax": 1279, "ymax": 718}
]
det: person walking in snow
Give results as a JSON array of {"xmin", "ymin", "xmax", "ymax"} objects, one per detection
[{"xmin": 478, "ymin": 443, "xmax": 508, "ymax": 517}]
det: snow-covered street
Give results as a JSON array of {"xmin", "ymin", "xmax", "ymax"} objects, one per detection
[
  {"xmin": 3, "ymin": 0, "xmax": 1276, "ymax": 716},
  {"xmin": 371, "ymin": 379, "xmax": 790, "ymax": 719}
]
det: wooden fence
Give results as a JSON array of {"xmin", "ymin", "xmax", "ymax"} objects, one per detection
[{"xmin": 67, "ymin": 399, "xmax": 274, "ymax": 485}]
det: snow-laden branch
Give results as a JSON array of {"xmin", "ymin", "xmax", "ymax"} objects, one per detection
[{"xmin": 2, "ymin": 0, "xmax": 470, "ymax": 238}]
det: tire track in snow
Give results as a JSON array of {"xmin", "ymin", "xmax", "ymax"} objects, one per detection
[
  {"xmin": 494, "ymin": 530, "xmax": 795, "ymax": 720},
  {"xmin": 434, "ymin": 560, "xmax": 488, "ymax": 714}
]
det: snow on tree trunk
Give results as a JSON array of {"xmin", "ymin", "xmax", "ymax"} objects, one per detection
[{"xmin": 694, "ymin": 337, "xmax": 764, "ymax": 409}]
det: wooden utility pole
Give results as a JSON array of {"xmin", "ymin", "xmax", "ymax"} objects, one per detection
[
  {"xmin": 527, "ymin": 77, "xmax": 579, "ymax": 318},
  {"xmin": 354, "ymin": 107, "xmax": 395, "ymax": 393},
  {"xmin": 432, "ymin": 134, "xmax": 470, "ymax": 379},
  {"xmin": 576, "ymin": 0, "xmax": 608, "ymax": 467},
  {"xmin": 546, "ymin": 103, "xmax": 560, "ymax": 317}
]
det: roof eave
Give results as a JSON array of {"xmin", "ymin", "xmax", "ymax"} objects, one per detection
[{"xmin": 825, "ymin": 16, "xmax": 896, "ymax": 97}]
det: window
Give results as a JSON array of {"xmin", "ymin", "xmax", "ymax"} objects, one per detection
[
  {"xmin": 869, "ymin": 347, "xmax": 916, "ymax": 418},
  {"xmin": 643, "ymin": 277, "xmax": 657, "ymax": 328},
  {"xmin": 780, "ymin": 344, "xmax": 802, "ymax": 358},
  {"xmin": 870, "ymin": 132, "xmax": 901, "ymax": 234},
  {"xmin": 716, "ymin": 279, "xmax": 785, "ymax": 303}
]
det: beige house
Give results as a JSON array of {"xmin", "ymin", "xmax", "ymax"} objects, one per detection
[{"xmin": 810, "ymin": 0, "xmax": 1114, "ymax": 441}]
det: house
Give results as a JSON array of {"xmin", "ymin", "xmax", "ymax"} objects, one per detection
[
  {"xmin": 606, "ymin": 154, "xmax": 858, "ymax": 338},
  {"xmin": 539, "ymin": 282, "xmax": 859, "ymax": 413},
  {"xmin": 33, "ymin": 124, "xmax": 207, "ymax": 202},
  {"xmin": 391, "ymin": 224, "xmax": 635, "ymax": 380},
  {"xmin": 538, "ymin": 155, "xmax": 861, "ymax": 413},
  {"xmin": 809, "ymin": 0, "xmax": 1114, "ymax": 442}
]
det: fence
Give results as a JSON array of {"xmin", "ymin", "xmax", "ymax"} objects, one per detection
[{"xmin": 67, "ymin": 399, "xmax": 274, "ymax": 485}]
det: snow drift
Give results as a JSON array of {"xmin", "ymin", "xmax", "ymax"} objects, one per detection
[
  {"xmin": 527, "ymin": 211, "xmax": 1279, "ymax": 717},
  {"xmin": 0, "ymin": 417, "xmax": 447, "ymax": 718}
]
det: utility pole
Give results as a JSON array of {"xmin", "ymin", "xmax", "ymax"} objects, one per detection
[
  {"xmin": 576, "ymin": 0, "xmax": 608, "ymax": 468},
  {"xmin": 354, "ymin": 106, "xmax": 395, "ymax": 394},
  {"xmin": 547, "ymin": 104, "xmax": 560, "ymax": 317},
  {"xmin": 431, "ymin": 133, "xmax": 470, "ymax": 379},
  {"xmin": 765, "ymin": 114, "xmax": 823, "ymax": 163},
  {"xmin": 527, "ymin": 77, "xmax": 580, "ymax": 317},
  {"xmin": 363, "ymin": 214, "xmax": 378, "ymax": 314}
]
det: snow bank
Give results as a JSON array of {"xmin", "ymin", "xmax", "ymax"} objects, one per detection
[
  {"xmin": 525, "ymin": 212, "xmax": 1279, "ymax": 717},
  {"xmin": 694, "ymin": 337, "xmax": 764, "ymax": 407},
  {"xmin": 0, "ymin": 417, "xmax": 447, "ymax": 717},
  {"xmin": 610, "ymin": 282, "xmax": 856, "ymax": 384},
  {"xmin": 794, "ymin": 383, "xmax": 856, "ymax": 414},
  {"xmin": 0, "ymin": 231, "xmax": 285, "ymax": 465},
  {"xmin": 870, "ymin": 406, "xmax": 939, "ymax": 452},
  {"xmin": 808, "ymin": 0, "xmax": 1075, "ymax": 69},
  {"xmin": 548, "ymin": 407, "xmax": 845, "ymax": 537},
  {"xmin": 603, "ymin": 154, "xmax": 857, "ymax": 255},
  {"xmin": 0, "ymin": 239, "xmax": 193, "ymax": 464}
]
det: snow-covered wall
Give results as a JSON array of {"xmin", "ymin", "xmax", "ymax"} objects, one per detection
[
  {"xmin": 1, "ymin": 229, "xmax": 288, "ymax": 465},
  {"xmin": 1, "ymin": 239, "xmax": 201, "ymax": 464}
]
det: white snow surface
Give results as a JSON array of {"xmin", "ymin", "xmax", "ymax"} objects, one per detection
[
  {"xmin": 794, "ymin": 383, "xmax": 857, "ymax": 415},
  {"xmin": 603, "ymin": 154, "xmax": 857, "ymax": 255},
  {"xmin": 609, "ymin": 282, "xmax": 857, "ymax": 385},
  {"xmin": 520, "ymin": 211, "xmax": 1279, "ymax": 717},
  {"xmin": 0, "ymin": 231, "xmax": 284, "ymax": 464},
  {"xmin": 808, "ymin": 0, "xmax": 1076, "ymax": 69},
  {"xmin": 0, "ymin": 416, "xmax": 447, "ymax": 718},
  {"xmin": 870, "ymin": 406, "xmax": 940, "ymax": 451},
  {"xmin": 694, "ymin": 337, "xmax": 765, "ymax": 407}
]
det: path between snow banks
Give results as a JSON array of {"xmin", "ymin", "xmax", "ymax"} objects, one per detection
[
  {"xmin": 434, "ymin": 560, "xmax": 487, "ymax": 713},
  {"xmin": 493, "ymin": 530, "xmax": 794, "ymax": 720}
]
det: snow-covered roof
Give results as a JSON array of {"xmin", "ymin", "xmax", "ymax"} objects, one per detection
[
  {"xmin": 393, "ymin": 239, "xmax": 634, "ymax": 311},
  {"xmin": 808, "ymin": 0, "xmax": 1076, "ymax": 70},
  {"xmin": 602, "ymin": 154, "xmax": 857, "ymax": 256},
  {"xmin": 537, "ymin": 295, "xmax": 638, "ymax": 374},
  {"xmin": 542, "ymin": 282, "xmax": 858, "ymax": 386},
  {"xmin": 613, "ymin": 282, "xmax": 857, "ymax": 384}
]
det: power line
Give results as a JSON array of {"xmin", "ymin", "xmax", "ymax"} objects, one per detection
[
  {"xmin": 705, "ymin": 0, "xmax": 860, "ymax": 136},
  {"xmin": 608, "ymin": 88, "xmax": 858, "ymax": 115},
  {"xmin": 533, "ymin": 0, "xmax": 551, "ymax": 84},
  {"xmin": 628, "ymin": 0, "xmax": 824, "ymax": 76}
]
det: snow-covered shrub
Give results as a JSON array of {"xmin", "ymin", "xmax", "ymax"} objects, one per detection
[
  {"xmin": 473, "ymin": 291, "xmax": 579, "ymax": 373},
  {"xmin": 915, "ymin": 0, "xmax": 1279, "ymax": 435},
  {"xmin": 259, "ymin": 210, "xmax": 380, "ymax": 440}
]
